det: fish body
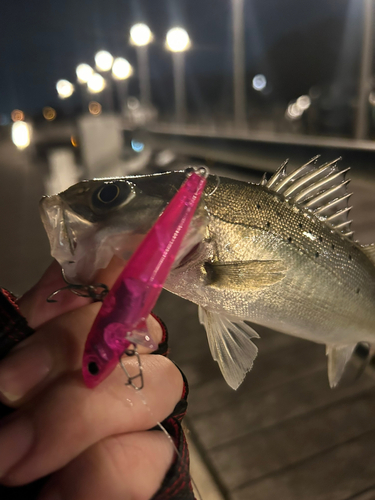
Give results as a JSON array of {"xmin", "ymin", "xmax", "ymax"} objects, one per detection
[{"xmin": 40, "ymin": 158, "xmax": 375, "ymax": 389}]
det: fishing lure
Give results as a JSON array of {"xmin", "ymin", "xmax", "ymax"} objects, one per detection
[{"xmin": 81, "ymin": 167, "xmax": 207, "ymax": 388}]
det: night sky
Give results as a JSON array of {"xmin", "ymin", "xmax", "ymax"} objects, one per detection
[{"xmin": 0, "ymin": 0, "xmax": 365, "ymax": 118}]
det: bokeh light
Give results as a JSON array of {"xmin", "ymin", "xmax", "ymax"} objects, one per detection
[
  {"xmin": 43, "ymin": 107, "xmax": 57, "ymax": 121},
  {"xmin": 88, "ymin": 101, "xmax": 102, "ymax": 115},
  {"xmin": 127, "ymin": 97, "xmax": 140, "ymax": 110},
  {"xmin": 87, "ymin": 73, "xmax": 106, "ymax": 93},
  {"xmin": 296, "ymin": 95, "xmax": 311, "ymax": 110},
  {"xmin": 12, "ymin": 121, "xmax": 31, "ymax": 149},
  {"xmin": 252, "ymin": 74, "xmax": 267, "ymax": 91},
  {"xmin": 11, "ymin": 109, "xmax": 25, "ymax": 122},
  {"xmin": 130, "ymin": 23, "xmax": 153, "ymax": 46},
  {"xmin": 76, "ymin": 63, "xmax": 94, "ymax": 83},
  {"xmin": 286, "ymin": 102, "xmax": 303, "ymax": 120},
  {"xmin": 70, "ymin": 135, "xmax": 78, "ymax": 147},
  {"xmin": 166, "ymin": 27, "xmax": 191, "ymax": 52},
  {"xmin": 56, "ymin": 80, "xmax": 74, "ymax": 99},
  {"xmin": 95, "ymin": 51, "xmax": 114, "ymax": 72},
  {"xmin": 131, "ymin": 139, "xmax": 145, "ymax": 152},
  {"xmin": 112, "ymin": 58, "xmax": 133, "ymax": 80}
]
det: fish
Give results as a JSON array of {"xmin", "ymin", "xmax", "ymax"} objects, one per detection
[{"xmin": 39, "ymin": 157, "xmax": 375, "ymax": 390}]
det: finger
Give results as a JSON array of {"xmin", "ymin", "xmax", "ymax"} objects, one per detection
[
  {"xmin": 0, "ymin": 354, "xmax": 183, "ymax": 486},
  {"xmin": 0, "ymin": 303, "xmax": 163, "ymax": 407},
  {"xmin": 18, "ymin": 256, "xmax": 126, "ymax": 330},
  {"xmin": 39, "ymin": 431, "xmax": 174, "ymax": 500}
]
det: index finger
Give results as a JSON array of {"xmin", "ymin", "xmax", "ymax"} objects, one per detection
[{"xmin": 18, "ymin": 256, "xmax": 126, "ymax": 330}]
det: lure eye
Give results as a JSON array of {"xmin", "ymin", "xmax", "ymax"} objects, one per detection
[
  {"xmin": 88, "ymin": 362, "xmax": 99, "ymax": 375},
  {"xmin": 97, "ymin": 184, "xmax": 120, "ymax": 204}
]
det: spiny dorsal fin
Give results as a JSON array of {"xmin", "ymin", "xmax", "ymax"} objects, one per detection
[
  {"xmin": 362, "ymin": 244, "xmax": 375, "ymax": 265},
  {"xmin": 204, "ymin": 260, "xmax": 287, "ymax": 290},
  {"xmin": 265, "ymin": 159, "xmax": 289, "ymax": 189},
  {"xmin": 198, "ymin": 306, "xmax": 259, "ymax": 389},
  {"xmin": 262, "ymin": 157, "xmax": 354, "ymax": 240}
]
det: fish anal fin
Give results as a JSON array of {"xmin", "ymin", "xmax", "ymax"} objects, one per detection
[
  {"xmin": 198, "ymin": 306, "xmax": 259, "ymax": 389},
  {"xmin": 204, "ymin": 260, "xmax": 287, "ymax": 290},
  {"xmin": 326, "ymin": 343, "xmax": 356, "ymax": 388},
  {"xmin": 362, "ymin": 244, "xmax": 375, "ymax": 265}
]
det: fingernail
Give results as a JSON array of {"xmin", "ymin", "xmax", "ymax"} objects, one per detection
[
  {"xmin": 0, "ymin": 416, "xmax": 34, "ymax": 477},
  {"xmin": 0, "ymin": 343, "xmax": 53, "ymax": 402}
]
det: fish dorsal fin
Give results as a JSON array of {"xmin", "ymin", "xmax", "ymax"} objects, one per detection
[
  {"xmin": 204, "ymin": 260, "xmax": 287, "ymax": 290},
  {"xmin": 326, "ymin": 343, "xmax": 356, "ymax": 388},
  {"xmin": 263, "ymin": 156, "xmax": 354, "ymax": 240},
  {"xmin": 362, "ymin": 244, "xmax": 375, "ymax": 265},
  {"xmin": 198, "ymin": 306, "xmax": 259, "ymax": 389}
]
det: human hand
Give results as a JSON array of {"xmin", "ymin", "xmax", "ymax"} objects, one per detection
[{"xmin": 0, "ymin": 259, "xmax": 184, "ymax": 500}]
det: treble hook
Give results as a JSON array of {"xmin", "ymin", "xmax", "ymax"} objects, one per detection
[
  {"xmin": 47, "ymin": 269, "xmax": 109, "ymax": 303},
  {"xmin": 119, "ymin": 346, "xmax": 144, "ymax": 391}
]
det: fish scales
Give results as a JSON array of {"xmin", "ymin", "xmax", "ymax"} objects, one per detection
[{"xmin": 39, "ymin": 161, "xmax": 375, "ymax": 389}]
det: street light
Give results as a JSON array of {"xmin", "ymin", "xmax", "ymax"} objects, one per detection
[
  {"xmin": 130, "ymin": 23, "xmax": 153, "ymax": 105},
  {"xmin": 56, "ymin": 79, "xmax": 74, "ymax": 99},
  {"xmin": 76, "ymin": 63, "xmax": 94, "ymax": 84},
  {"xmin": 12, "ymin": 121, "xmax": 32, "ymax": 149},
  {"xmin": 166, "ymin": 27, "xmax": 191, "ymax": 52},
  {"xmin": 87, "ymin": 73, "xmax": 106, "ymax": 94},
  {"xmin": 112, "ymin": 58, "xmax": 133, "ymax": 80},
  {"xmin": 95, "ymin": 50, "xmax": 114, "ymax": 72},
  {"xmin": 130, "ymin": 23, "xmax": 153, "ymax": 46},
  {"xmin": 166, "ymin": 27, "xmax": 191, "ymax": 124}
]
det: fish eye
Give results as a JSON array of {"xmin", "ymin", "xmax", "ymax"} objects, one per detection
[
  {"xmin": 97, "ymin": 184, "xmax": 120, "ymax": 204},
  {"xmin": 92, "ymin": 182, "xmax": 132, "ymax": 211}
]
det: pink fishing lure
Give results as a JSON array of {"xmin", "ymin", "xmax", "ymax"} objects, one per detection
[{"xmin": 82, "ymin": 168, "xmax": 207, "ymax": 388}]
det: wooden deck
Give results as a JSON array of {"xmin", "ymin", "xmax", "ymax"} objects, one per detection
[{"xmin": 1, "ymin": 140, "xmax": 375, "ymax": 500}]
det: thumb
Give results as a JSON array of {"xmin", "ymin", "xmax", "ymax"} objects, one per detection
[{"xmin": 18, "ymin": 257, "xmax": 126, "ymax": 330}]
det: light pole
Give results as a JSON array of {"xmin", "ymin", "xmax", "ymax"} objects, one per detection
[
  {"xmin": 94, "ymin": 51, "xmax": 115, "ymax": 112},
  {"xmin": 76, "ymin": 64, "xmax": 94, "ymax": 113},
  {"xmin": 112, "ymin": 57, "xmax": 133, "ymax": 115},
  {"xmin": 56, "ymin": 79, "xmax": 75, "ymax": 115},
  {"xmin": 232, "ymin": 0, "xmax": 247, "ymax": 128},
  {"xmin": 130, "ymin": 23, "xmax": 153, "ymax": 106},
  {"xmin": 355, "ymin": 0, "xmax": 374, "ymax": 140},
  {"xmin": 166, "ymin": 27, "xmax": 191, "ymax": 124}
]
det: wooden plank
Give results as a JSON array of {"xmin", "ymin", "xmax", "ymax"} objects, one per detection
[
  {"xmin": 345, "ymin": 485, "xmax": 375, "ymax": 499},
  {"xmin": 186, "ymin": 339, "xmax": 326, "ymax": 416},
  {"xmin": 231, "ymin": 430, "xmax": 375, "ymax": 500},
  {"xmin": 209, "ymin": 388, "xmax": 375, "ymax": 491},
  {"xmin": 189, "ymin": 370, "xmax": 375, "ymax": 449}
]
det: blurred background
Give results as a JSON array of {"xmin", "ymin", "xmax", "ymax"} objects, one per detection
[{"xmin": 1, "ymin": 1, "xmax": 375, "ymax": 499}]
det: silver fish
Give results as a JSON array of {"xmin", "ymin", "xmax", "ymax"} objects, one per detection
[{"xmin": 40, "ymin": 158, "xmax": 375, "ymax": 390}]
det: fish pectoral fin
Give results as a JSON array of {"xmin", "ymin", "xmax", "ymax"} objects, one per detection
[
  {"xmin": 204, "ymin": 260, "xmax": 287, "ymax": 290},
  {"xmin": 326, "ymin": 343, "xmax": 357, "ymax": 388},
  {"xmin": 198, "ymin": 306, "xmax": 259, "ymax": 390}
]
